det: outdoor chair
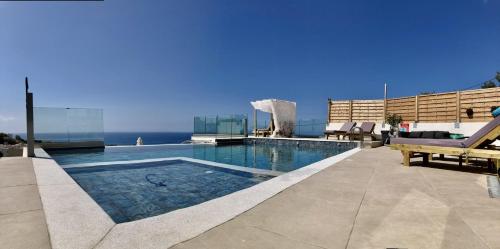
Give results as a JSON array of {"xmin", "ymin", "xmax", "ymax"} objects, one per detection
[
  {"xmin": 345, "ymin": 122, "xmax": 375, "ymax": 140},
  {"xmin": 255, "ymin": 119, "xmax": 275, "ymax": 137},
  {"xmin": 324, "ymin": 122, "xmax": 356, "ymax": 140}
]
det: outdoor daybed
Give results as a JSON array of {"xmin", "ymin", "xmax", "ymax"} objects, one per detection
[{"xmin": 390, "ymin": 115, "xmax": 500, "ymax": 176}]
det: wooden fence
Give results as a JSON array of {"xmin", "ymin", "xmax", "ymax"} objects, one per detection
[{"xmin": 328, "ymin": 87, "xmax": 500, "ymax": 123}]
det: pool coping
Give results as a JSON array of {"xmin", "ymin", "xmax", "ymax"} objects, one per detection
[{"xmin": 31, "ymin": 145, "xmax": 361, "ymax": 249}]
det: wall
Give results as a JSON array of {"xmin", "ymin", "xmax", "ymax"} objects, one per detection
[
  {"xmin": 326, "ymin": 122, "xmax": 487, "ymax": 136},
  {"xmin": 328, "ymin": 87, "xmax": 500, "ymax": 124},
  {"xmin": 326, "ymin": 87, "xmax": 500, "ymax": 135}
]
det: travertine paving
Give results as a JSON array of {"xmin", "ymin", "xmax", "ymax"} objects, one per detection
[
  {"xmin": 0, "ymin": 157, "xmax": 51, "ymax": 249},
  {"xmin": 172, "ymin": 147, "xmax": 500, "ymax": 249},
  {"xmin": 2, "ymin": 147, "xmax": 500, "ymax": 249}
]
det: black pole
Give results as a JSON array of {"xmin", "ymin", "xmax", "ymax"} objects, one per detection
[{"xmin": 26, "ymin": 77, "xmax": 35, "ymax": 157}]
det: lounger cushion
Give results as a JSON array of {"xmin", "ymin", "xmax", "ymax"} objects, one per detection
[
  {"xmin": 421, "ymin": 131, "xmax": 435, "ymax": 139},
  {"xmin": 359, "ymin": 122, "xmax": 375, "ymax": 134},
  {"xmin": 408, "ymin": 131, "xmax": 422, "ymax": 139},
  {"xmin": 463, "ymin": 115, "xmax": 500, "ymax": 148},
  {"xmin": 434, "ymin": 131, "xmax": 450, "ymax": 139},
  {"xmin": 339, "ymin": 122, "xmax": 356, "ymax": 132},
  {"xmin": 391, "ymin": 138, "xmax": 465, "ymax": 148},
  {"xmin": 493, "ymin": 107, "xmax": 500, "ymax": 117},
  {"xmin": 398, "ymin": 131, "xmax": 410, "ymax": 138},
  {"xmin": 325, "ymin": 122, "xmax": 357, "ymax": 134}
]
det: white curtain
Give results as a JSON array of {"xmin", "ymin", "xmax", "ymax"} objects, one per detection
[{"xmin": 251, "ymin": 99, "xmax": 296, "ymax": 137}]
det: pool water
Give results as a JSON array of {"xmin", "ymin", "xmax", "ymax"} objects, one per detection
[
  {"xmin": 49, "ymin": 142, "xmax": 356, "ymax": 172},
  {"xmin": 65, "ymin": 160, "xmax": 273, "ymax": 223}
]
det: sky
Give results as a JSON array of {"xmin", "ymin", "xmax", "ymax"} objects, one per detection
[{"xmin": 1, "ymin": 0, "xmax": 499, "ymax": 132}]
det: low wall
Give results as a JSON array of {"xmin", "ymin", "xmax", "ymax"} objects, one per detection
[{"xmin": 326, "ymin": 122, "xmax": 488, "ymax": 136}]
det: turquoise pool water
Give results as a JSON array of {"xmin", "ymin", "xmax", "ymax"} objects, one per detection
[
  {"xmin": 66, "ymin": 160, "xmax": 273, "ymax": 223},
  {"xmin": 48, "ymin": 141, "xmax": 356, "ymax": 172}
]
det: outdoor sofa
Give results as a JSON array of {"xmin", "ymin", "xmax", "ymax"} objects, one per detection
[{"xmin": 390, "ymin": 115, "xmax": 500, "ymax": 176}]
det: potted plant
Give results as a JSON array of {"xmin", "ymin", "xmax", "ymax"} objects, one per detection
[{"xmin": 385, "ymin": 113, "xmax": 403, "ymax": 136}]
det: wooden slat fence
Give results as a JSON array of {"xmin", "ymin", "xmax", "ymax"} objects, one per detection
[
  {"xmin": 386, "ymin": 96, "xmax": 416, "ymax": 122},
  {"xmin": 328, "ymin": 87, "xmax": 500, "ymax": 123}
]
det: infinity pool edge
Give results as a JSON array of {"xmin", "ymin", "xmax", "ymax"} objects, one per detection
[{"xmin": 31, "ymin": 146, "xmax": 361, "ymax": 249}]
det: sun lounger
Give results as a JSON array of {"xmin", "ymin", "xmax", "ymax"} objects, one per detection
[
  {"xmin": 255, "ymin": 119, "xmax": 275, "ymax": 137},
  {"xmin": 345, "ymin": 122, "xmax": 375, "ymax": 140},
  {"xmin": 325, "ymin": 122, "xmax": 356, "ymax": 140},
  {"xmin": 391, "ymin": 115, "xmax": 500, "ymax": 175},
  {"xmin": 255, "ymin": 128, "xmax": 272, "ymax": 137}
]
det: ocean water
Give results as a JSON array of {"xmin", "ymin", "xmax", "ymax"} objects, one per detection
[
  {"xmin": 104, "ymin": 132, "xmax": 192, "ymax": 145},
  {"xmin": 17, "ymin": 132, "xmax": 192, "ymax": 146}
]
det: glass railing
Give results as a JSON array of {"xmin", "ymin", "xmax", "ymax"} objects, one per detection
[
  {"xmin": 257, "ymin": 120, "xmax": 271, "ymax": 129},
  {"xmin": 33, "ymin": 107, "xmax": 104, "ymax": 142},
  {"xmin": 193, "ymin": 114, "xmax": 248, "ymax": 137},
  {"xmin": 294, "ymin": 119, "xmax": 326, "ymax": 138}
]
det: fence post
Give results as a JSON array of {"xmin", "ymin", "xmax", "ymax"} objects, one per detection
[
  {"xmin": 327, "ymin": 98, "xmax": 331, "ymax": 124},
  {"xmin": 349, "ymin": 100, "xmax": 353, "ymax": 122},
  {"xmin": 25, "ymin": 77, "xmax": 35, "ymax": 157},
  {"xmin": 298, "ymin": 119, "xmax": 301, "ymax": 137},
  {"xmin": 456, "ymin": 91, "xmax": 461, "ymax": 123},
  {"xmin": 243, "ymin": 118, "xmax": 248, "ymax": 137},
  {"xmin": 215, "ymin": 115, "xmax": 218, "ymax": 137},
  {"xmin": 415, "ymin": 95, "xmax": 419, "ymax": 122},
  {"xmin": 253, "ymin": 108, "xmax": 257, "ymax": 136},
  {"xmin": 383, "ymin": 83, "xmax": 387, "ymax": 125}
]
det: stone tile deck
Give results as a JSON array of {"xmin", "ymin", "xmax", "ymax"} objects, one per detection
[
  {"xmin": 2, "ymin": 147, "xmax": 500, "ymax": 249},
  {"xmin": 0, "ymin": 157, "xmax": 51, "ymax": 249},
  {"xmin": 172, "ymin": 147, "xmax": 500, "ymax": 249}
]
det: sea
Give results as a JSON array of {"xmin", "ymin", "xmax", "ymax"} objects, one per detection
[
  {"xmin": 104, "ymin": 132, "xmax": 192, "ymax": 145},
  {"xmin": 14, "ymin": 132, "xmax": 193, "ymax": 146}
]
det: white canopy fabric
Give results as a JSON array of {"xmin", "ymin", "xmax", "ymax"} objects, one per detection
[{"xmin": 251, "ymin": 99, "xmax": 296, "ymax": 137}]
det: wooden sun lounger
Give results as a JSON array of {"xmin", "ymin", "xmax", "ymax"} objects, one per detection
[
  {"xmin": 255, "ymin": 119, "xmax": 275, "ymax": 137},
  {"xmin": 255, "ymin": 128, "xmax": 272, "ymax": 137},
  {"xmin": 325, "ymin": 122, "xmax": 356, "ymax": 140},
  {"xmin": 390, "ymin": 116, "xmax": 500, "ymax": 176},
  {"xmin": 345, "ymin": 122, "xmax": 375, "ymax": 140}
]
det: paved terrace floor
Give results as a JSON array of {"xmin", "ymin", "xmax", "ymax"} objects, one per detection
[
  {"xmin": 0, "ymin": 157, "xmax": 51, "ymax": 249},
  {"xmin": 173, "ymin": 147, "xmax": 500, "ymax": 249},
  {"xmin": 1, "ymin": 147, "xmax": 500, "ymax": 249}
]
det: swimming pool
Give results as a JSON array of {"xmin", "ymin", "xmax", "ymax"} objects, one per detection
[
  {"xmin": 46, "ymin": 139, "xmax": 356, "ymax": 223},
  {"xmin": 48, "ymin": 140, "xmax": 357, "ymax": 173},
  {"xmin": 65, "ymin": 159, "xmax": 273, "ymax": 223}
]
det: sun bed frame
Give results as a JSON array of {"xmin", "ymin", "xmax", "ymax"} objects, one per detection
[
  {"xmin": 345, "ymin": 122, "xmax": 375, "ymax": 140},
  {"xmin": 255, "ymin": 118, "xmax": 275, "ymax": 137},
  {"xmin": 390, "ymin": 125, "xmax": 500, "ymax": 176},
  {"xmin": 325, "ymin": 122, "xmax": 356, "ymax": 140}
]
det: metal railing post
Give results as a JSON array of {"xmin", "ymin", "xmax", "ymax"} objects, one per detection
[
  {"xmin": 215, "ymin": 115, "xmax": 218, "ymax": 138},
  {"xmin": 25, "ymin": 77, "xmax": 35, "ymax": 157}
]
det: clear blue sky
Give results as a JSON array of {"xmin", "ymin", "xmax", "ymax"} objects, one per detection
[{"xmin": 1, "ymin": 0, "xmax": 499, "ymax": 132}]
